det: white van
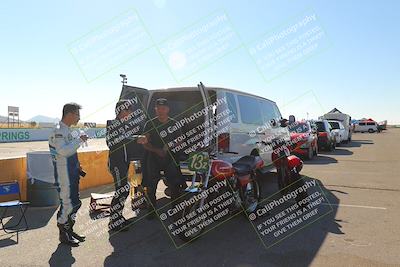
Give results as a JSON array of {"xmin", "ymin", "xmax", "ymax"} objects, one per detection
[
  {"xmin": 119, "ymin": 82, "xmax": 290, "ymax": 172},
  {"xmin": 354, "ymin": 121, "xmax": 378, "ymax": 133}
]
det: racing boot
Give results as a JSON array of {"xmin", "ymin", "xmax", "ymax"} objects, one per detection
[
  {"xmin": 57, "ymin": 223, "xmax": 79, "ymax": 246},
  {"xmin": 68, "ymin": 217, "xmax": 86, "ymax": 242}
]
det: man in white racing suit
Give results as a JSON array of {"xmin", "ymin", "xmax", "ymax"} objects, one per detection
[{"xmin": 48, "ymin": 103, "xmax": 88, "ymax": 246}]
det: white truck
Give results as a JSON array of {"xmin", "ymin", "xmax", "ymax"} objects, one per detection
[{"xmin": 322, "ymin": 108, "xmax": 352, "ymax": 143}]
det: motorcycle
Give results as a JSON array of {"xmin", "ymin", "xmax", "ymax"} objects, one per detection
[
  {"xmin": 271, "ymin": 137, "xmax": 306, "ymax": 199},
  {"xmin": 174, "ymin": 150, "xmax": 264, "ymax": 242}
]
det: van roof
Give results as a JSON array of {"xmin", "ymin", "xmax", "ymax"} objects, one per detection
[{"xmin": 150, "ymin": 86, "xmax": 276, "ymax": 104}]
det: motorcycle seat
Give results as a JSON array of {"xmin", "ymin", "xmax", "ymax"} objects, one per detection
[{"xmin": 232, "ymin": 155, "xmax": 261, "ymax": 175}]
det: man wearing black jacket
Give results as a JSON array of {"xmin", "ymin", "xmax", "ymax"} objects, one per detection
[
  {"xmin": 106, "ymin": 100, "xmax": 136, "ymax": 232},
  {"xmin": 142, "ymin": 98, "xmax": 184, "ymax": 213}
]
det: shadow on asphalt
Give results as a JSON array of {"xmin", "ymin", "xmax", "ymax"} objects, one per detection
[
  {"xmin": 0, "ymin": 233, "xmax": 18, "ymax": 248},
  {"xmin": 303, "ymin": 154, "xmax": 338, "ymax": 165},
  {"xmin": 103, "ymin": 174, "xmax": 340, "ymax": 267},
  {"xmin": 48, "ymin": 243, "xmax": 76, "ymax": 267},
  {"xmin": 341, "ymin": 140, "xmax": 374, "ymax": 148},
  {"xmin": 0, "ymin": 206, "xmax": 57, "ymax": 248},
  {"xmin": 319, "ymin": 147, "xmax": 354, "ymax": 156}
]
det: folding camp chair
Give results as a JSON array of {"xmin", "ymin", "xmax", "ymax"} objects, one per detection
[{"xmin": 0, "ymin": 181, "xmax": 29, "ymax": 241}]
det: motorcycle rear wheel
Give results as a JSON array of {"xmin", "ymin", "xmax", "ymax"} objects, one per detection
[{"xmin": 239, "ymin": 176, "xmax": 260, "ymax": 213}]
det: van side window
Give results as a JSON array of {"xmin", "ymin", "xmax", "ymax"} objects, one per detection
[
  {"xmin": 225, "ymin": 92, "xmax": 238, "ymax": 123},
  {"xmin": 359, "ymin": 122, "xmax": 366, "ymax": 126},
  {"xmin": 237, "ymin": 95, "xmax": 263, "ymax": 125},
  {"xmin": 367, "ymin": 122, "xmax": 375, "ymax": 125}
]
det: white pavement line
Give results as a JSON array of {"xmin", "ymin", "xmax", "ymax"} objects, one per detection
[{"xmin": 320, "ymin": 203, "xmax": 387, "ymax": 210}]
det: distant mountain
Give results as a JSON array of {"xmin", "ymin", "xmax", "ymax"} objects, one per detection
[
  {"xmin": 0, "ymin": 115, "xmax": 23, "ymax": 123},
  {"xmin": 28, "ymin": 115, "xmax": 60, "ymax": 123}
]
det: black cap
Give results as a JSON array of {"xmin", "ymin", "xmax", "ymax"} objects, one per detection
[{"xmin": 155, "ymin": 98, "xmax": 168, "ymax": 106}]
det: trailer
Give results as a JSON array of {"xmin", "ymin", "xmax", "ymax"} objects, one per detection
[{"xmin": 322, "ymin": 108, "xmax": 352, "ymax": 143}]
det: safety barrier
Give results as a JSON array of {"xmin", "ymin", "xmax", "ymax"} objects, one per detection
[{"xmin": 0, "ymin": 150, "xmax": 127, "ymax": 202}]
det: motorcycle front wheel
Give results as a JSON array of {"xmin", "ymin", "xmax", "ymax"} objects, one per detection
[
  {"xmin": 277, "ymin": 159, "xmax": 308, "ymax": 203},
  {"xmin": 277, "ymin": 158, "xmax": 292, "ymax": 195},
  {"xmin": 177, "ymin": 196, "xmax": 207, "ymax": 242}
]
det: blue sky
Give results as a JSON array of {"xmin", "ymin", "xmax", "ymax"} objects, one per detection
[{"xmin": 1, "ymin": 0, "xmax": 399, "ymax": 124}]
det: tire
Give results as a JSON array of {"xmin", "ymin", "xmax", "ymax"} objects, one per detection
[
  {"xmin": 239, "ymin": 177, "xmax": 260, "ymax": 213},
  {"xmin": 278, "ymin": 163, "xmax": 306, "ymax": 202},
  {"xmin": 177, "ymin": 197, "xmax": 207, "ymax": 242},
  {"xmin": 305, "ymin": 147, "xmax": 313, "ymax": 160},
  {"xmin": 277, "ymin": 159, "xmax": 294, "ymax": 195},
  {"xmin": 327, "ymin": 141, "xmax": 333, "ymax": 151},
  {"xmin": 368, "ymin": 129, "xmax": 374, "ymax": 133}
]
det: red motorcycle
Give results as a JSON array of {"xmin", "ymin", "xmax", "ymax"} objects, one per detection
[
  {"xmin": 271, "ymin": 138, "xmax": 305, "ymax": 196},
  {"xmin": 174, "ymin": 151, "xmax": 264, "ymax": 241}
]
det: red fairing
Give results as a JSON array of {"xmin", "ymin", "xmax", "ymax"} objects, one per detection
[
  {"xmin": 211, "ymin": 160, "xmax": 234, "ymax": 181},
  {"xmin": 255, "ymin": 157, "xmax": 264, "ymax": 169},
  {"xmin": 272, "ymin": 150, "xmax": 285, "ymax": 167},
  {"xmin": 271, "ymin": 151, "xmax": 280, "ymax": 167},
  {"xmin": 287, "ymin": 155, "xmax": 303, "ymax": 172}
]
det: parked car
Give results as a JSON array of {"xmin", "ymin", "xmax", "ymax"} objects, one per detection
[
  {"xmin": 354, "ymin": 120, "xmax": 378, "ymax": 133},
  {"xmin": 378, "ymin": 120, "xmax": 387, "ymax": 132},
  {"xmin": 289, "ymin": 121, "xmax": 318, "ymax": 160},
  {"xmin": 315, "ymin": 120, "xmax": 336, "ymax": 151},
  {"xmin": 328, "ymin": 120, "xmax": 346, "ymax": 146}
]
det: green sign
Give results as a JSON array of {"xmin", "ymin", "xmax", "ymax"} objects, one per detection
[
  {"xmin": 0, "ymin": 131, "xmax": 30, "ymax": 142},
  {"xmin": 188, "ymin": 152, "xmax": 210, "ymax": 172}
]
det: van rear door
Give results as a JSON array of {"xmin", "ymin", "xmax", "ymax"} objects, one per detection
[{"xmin": 118, "ymin": 85, "xmax": 150, "ymax": 161}]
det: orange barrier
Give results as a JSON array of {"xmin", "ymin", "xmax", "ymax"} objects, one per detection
[
  {"xmin": 0, "ymin": 150, "xmax": 136, "ymax": 202},
  {"xmin": 0, "ymin": 157, "xmax": 27, "ymax": 201}
]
